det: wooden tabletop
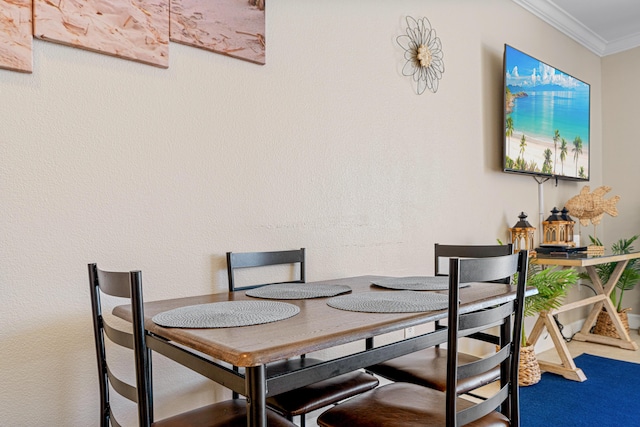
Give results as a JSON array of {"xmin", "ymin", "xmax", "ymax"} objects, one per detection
[
  {"xmin": 113, "ymin": 275, "xmax": 522, "ymax": 367},
  {"xmin": 533, "ymin": 250, "xmax": 640, "ymax": 267}
]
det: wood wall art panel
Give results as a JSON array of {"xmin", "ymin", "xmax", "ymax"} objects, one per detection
[
  {"xmin": 170, "ymin": 0, "xmax": 265, "ymax": 65},
  {"xmin": 0, "ymin": 0, "xmax": 33, "ymax": 73},
  {"xmin": 33, "ymin": 0, "xmax": 169, "ymax": 68}
]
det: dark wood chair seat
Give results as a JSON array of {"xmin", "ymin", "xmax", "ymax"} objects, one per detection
[
  {"xmin": 266, "ymin": 370, "xmax": 380, "ymax": 417},
  {"xmin": 367, "ymin": 347, "xmax": 500, "ymax": 394},
  {"xmin": 153, "ymin": 400, "xmax": 296, "ymax": 427},
  {"xmin": 316, "ymin": 382, "xmax": 510, "ymax": 427}
]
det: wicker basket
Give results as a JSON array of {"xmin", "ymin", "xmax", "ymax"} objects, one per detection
[
  {"xmin": 587, "ymin": 245, "xmax": 605, "ymax": 256},
  {"xmin": 518, "ymin": 345, "xmax": 541, "ymax": 386},
  {"xmin": 593, "ymin": 308, "xmax": 631, "ymax": 339}
]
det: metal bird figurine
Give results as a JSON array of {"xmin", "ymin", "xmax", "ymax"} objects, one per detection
[{"xmin": 565, "ymin": 186, "xmax": 620, "ymax": 226}]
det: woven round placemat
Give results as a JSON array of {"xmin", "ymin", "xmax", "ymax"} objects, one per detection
[
  {"xmin": 246, "ymin": 283, "xmax": 352, "ymax": 300},
  {"xmin": 326, "ymin": 291, "xmax": 449, "ymax": 313},
  {"xmin": 152, "ymin": 301, "xmax": 300, "ymax": 328},
  {"xmin": 371, "ymin": 276, "xmax": 470, "ymax": 291}
]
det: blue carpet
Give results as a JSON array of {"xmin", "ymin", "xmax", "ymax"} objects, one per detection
[{"xmin": 520, "ymin": 354, "xmax": 640, "ymax": 426}]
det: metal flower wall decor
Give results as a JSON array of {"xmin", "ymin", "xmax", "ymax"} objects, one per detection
[{"xmin": 397, "ymin": 16, "xmax": 445, "ymax": 95}]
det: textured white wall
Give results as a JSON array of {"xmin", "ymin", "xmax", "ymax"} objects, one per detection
[
  {"xmin": 602, "ymin": 47, "xmax": 640, "ymax": 314},
  {"xmin": 0, "ymin": 0, "xmax": 604, "ymax": 425}
]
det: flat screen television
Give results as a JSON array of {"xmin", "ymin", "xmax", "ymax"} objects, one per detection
[{"xmin": 503, "ymin": 44, "xmax": 590, "ymax": 181}]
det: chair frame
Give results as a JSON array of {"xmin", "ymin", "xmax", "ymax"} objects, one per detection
[
  {"xmin": 365, "ymin": 243, "xmax": 515, "ymax": 355},
  {"xmin": 89, "ymin": 263, "xmax": 153, "ymax": 427},
  {"xmin": 435, "ymin": 243, "xmax": 514, "ymax": 346},
  {"xmin": 446, "ymin": 251, "xmax": 528, "ymax": 426},
  {"xmin": 90, "ymin": 263, "xmax": 299, "ymax": 427},
  {"xmin": 225, "ymin": 248, "xmax": 378, "ymax": 427},
  {"xmin": 226, "ymin": 248, "xmax": 307, "ymax": 401},
  {"xmin": 317, "ymin": 251, "xmax": 528, "ymax": 427}
]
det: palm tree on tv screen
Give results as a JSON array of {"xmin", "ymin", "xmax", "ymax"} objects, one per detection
[
  {"xmin": 572, "ymin": 136, "xmax": 583, "ymax": 176},
  {"xmin": 506, "ymin": 117, "xmax": 514, "ymax": 158},
  {"xmin": 553, "ymin": 129, "xmax": 560, "ymax": 174},
  {"xmin": 560, "ymin": 138, "xmax": 568, "ymax": 175},
  {"xmin": 543, "ymin": 148, "xmax": 553, "ymax": 174},
  {"xmin": 519, "ymin": 134, "xmax": 527, "ymax": 169}
]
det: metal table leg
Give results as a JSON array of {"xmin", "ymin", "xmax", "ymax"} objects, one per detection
[{"xmin": 245, "ymin": 365, "xmax": 267, "ymax": 427}]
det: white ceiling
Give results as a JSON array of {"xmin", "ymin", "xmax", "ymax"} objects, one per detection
[{"xmin": 513, "ymin": 0, "xmax": 640, "ymax": 56}]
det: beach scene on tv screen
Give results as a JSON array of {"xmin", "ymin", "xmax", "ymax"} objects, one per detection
[{"xmin": 504, "ymin": 45, "xmax": 589, "ymax": 180}]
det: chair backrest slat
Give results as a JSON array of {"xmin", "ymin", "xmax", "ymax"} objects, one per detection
[
  {"xmin": 457, "ymin": 345, "xmax": 510, "ymax": 380},
  {"xmin": 96, "ymin": 269, "xmax": 133, "ymax": 298},
  {"xmin": 458, "ymin": 255, "xmax": 518, "ymax": 284},
  {"xmin": 459, "ymin": 300, "xmax": 515, "ymax": 330},
  {"xmin": 435, "ymin": 243, "xmax": 513, "ymax": 284},
  {"xmin": 103, "ymin": 321, "xmax": 134, "ymax": 349},
  {"xmin": 228, "ymin": 249, "xmax": 304, "ymax": 268},
  {"xmin": 109, "ymin": 412, "xmax": 124, "ymax": 427},
  {"xmin": 107, "ymin": 364, "xmax": 139, "ymax": 402},
  {"xmin": 227, "ymin": 248, "xmax": 306, "ymax": 292},
  {"xmin": 457, "ymin": 383, "xmax": 510, "ymax": 426}
]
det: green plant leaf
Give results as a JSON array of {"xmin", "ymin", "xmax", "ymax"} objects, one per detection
[
  {"xmin": 524, "ymin": 268, "xmax": 578, "ymax": 318},
  {"xmin": 520, "ymin": 263, "xmax": 578, "ymax": 345}
]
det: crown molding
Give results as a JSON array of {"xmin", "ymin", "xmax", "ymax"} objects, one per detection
[
  {"xmin": 604, "ymin": 32, "xmax": 640, "ymax": 56},
  {"xmin": 512, "ymin": 0, "xmax": 608, "ymax": 56}
]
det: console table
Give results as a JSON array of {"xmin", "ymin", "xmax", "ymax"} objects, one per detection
[{"xmin": 531, "ymin": 251, "xmax": 640, "ymax": 381}]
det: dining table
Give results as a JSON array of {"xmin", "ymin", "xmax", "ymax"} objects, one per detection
[
  {"xmin": 113, "ymin": 275, "xmax": 531, "ymax": 427},
  {"xmin": 531, "ymin": 251, "xmax": 640, "ymax": 381}
]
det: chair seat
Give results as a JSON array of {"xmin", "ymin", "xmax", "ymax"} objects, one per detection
[
  {"xmin": 367, "ymin": 347, "xmax": 500, "ymax": 394},
  {"xmin": 263, "ymin": 357, "xmax": 379, "ymax": 416},
  {"xmin": 153, "ymin": 399, "xmax": 297, "ymax": 427},
  {"xmin": 266, "ymin": 370, "xmax": 380, "ymax": 416},
  {"xmin": 316, "ymin": 382, "xmax": 510, "ymax": 427}
]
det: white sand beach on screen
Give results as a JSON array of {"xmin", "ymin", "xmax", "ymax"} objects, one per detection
[{"xmin": 505, "ymin": 131, "xmax": 589, "ymax": 178}]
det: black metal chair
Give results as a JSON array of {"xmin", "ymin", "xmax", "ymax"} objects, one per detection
[
  {"xmin": 317, "ymin": 251, "xmax": 529, "ymax": 427},
  {"xmin": 366, "ymin": 243, "xmax": 513, "ymax": 394},
  {"xmin": 226, "ymin": 249, "xmax": 379, "ymax": 427},
  {"xmin": 89, "ymin": 263, "xmax": 297, "ymax": 427}
]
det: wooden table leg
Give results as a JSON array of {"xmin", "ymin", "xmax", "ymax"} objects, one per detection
[
  {"xmin": 572, "ymin": 264, "xmax": 639, "ymax": 350},
  {"xmin": 527, "ymin": 311, "xmax": 586, "ymax": 382},
  {"xmin": 530, "ymin": 255, "xmax": 640, "ymax": 382}
]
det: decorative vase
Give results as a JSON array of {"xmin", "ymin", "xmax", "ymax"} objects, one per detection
[
  {"xmin": 593, "ymin": 308, "xmax": 631, "ymax": 339},
  {"xmin": 518, "ymin": 345, "xmax": 541, "ymax": 386}
]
